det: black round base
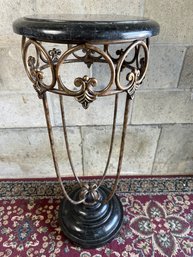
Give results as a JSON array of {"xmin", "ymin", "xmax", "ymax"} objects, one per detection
[{"xmin": 58, "ymin": 186, "xmax": 123, "ymax": 249}]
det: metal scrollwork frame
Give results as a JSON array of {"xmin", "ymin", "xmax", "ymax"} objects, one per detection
[{"xmin": 21, "ymin": 36, "xmax": 150, "ymax": 205}]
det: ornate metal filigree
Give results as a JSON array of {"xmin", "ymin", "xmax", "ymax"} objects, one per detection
[
  {"xmin": 79, "ymin": 183, "xmax": 100, "ymax": 204},
  {"xmin": 22, "ymin": 38, "xmax": 56, "ymax": 99},
  {"xmin": 48, "ymin": 48, "xmax": 62, "ymax": 62},
  {"xmin": 74, "ymin": 75, "xmax": 97, "ymax": 109},
  {"xmin": 22, "ymin": 37, "xmax": 149, "ymax": 107},
  {"xmin": 56, "ymin": 43, "xmax": 115, "ymax": 101},
  {"xmin": 104, "ymin": 45, "xmax": 125, "ymax": 63},
  {"xmin": 115, "ymin": 40, "xmax": 149, "ymax": 98},
  {"xmin": 68, "ymin": 44, "xmax": 102, "ymax": 68},
  {"xmin": 27, "ymin": 56, "xmax": 45, "ymax": 98}
]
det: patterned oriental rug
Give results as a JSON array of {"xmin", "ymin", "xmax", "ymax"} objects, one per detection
[{"xmin": 0, "ymin": 176, "xmax": 193, "ymax": 257}]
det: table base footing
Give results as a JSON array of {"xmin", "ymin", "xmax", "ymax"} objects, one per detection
[{"xmin": 59, "ymin": 186, "xmax": 123, "ymax": 249}]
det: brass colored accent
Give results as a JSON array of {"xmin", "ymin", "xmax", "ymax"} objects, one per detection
[
  {"xmin": 74, "ymin": 75, "xmax": 97, "ymax": 109},
  {"xmin": 55, "ymin": 43, "xmax": 115, "ymax": 98},
  {"xmin": 27, "ymin": 56, "xmax": 44, "ymax": 98},
  {"xmin": 79, "ymin": 183, "xmax": 100, "ymax": 205},
  {"xmin": 68, "ymin": 44, "xmax": 102, "ymax": 68},
  {"xmin": 21, "ymin": 36, "xmax": 150, "ymax": 205},
  {"xmin": 48, "ymin": 48, "xmax": 62, "ymax": 62},
  {"xmin": 115, "ymin": 40, "xmax": 149, "ymax": 98},
  {"xmin": 22, "ymin": 38, "xmax": 56, "ymax": 98},
  {"xmin": 22, "ymin": 37, "xmax": 149, "ymax": 103}
]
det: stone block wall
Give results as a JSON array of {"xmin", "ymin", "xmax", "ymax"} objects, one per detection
[{"xmin": 0, "ymin": 0, "xmax": 193, "ymax": 178}]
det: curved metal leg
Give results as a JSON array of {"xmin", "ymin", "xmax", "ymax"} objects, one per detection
[
  {"xmin": 42, "ymin": 93, "xmax": 85, "ymax": 205},
  {"xmin": 104, "ymin": 92, "xmax": 131, "ymax": 203}
]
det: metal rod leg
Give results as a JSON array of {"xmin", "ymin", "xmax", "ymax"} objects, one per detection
[
  {"xmin": 97, "ymin": 94, "xmax": 118, "ymax": 189},
  {"xmin": 59, "ymin": 94, "xmax": 81, "ymax": 185},
  {"xmin": 104, "ymin": 92, "xmax": 131, "ymax": 203},
  {"xmin": 42, "ymin": 93, "xmax": 84, "ymax": 205}
]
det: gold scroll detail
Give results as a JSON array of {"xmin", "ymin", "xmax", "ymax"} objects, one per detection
[{"xmin": 74, "ymin": 75, "xmax": 97, "ymax": 109}]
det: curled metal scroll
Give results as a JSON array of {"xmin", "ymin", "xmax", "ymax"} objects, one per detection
[
  {"xmin": 56, "ymin": 43, "xmax": 115, "ymax": 108},
  {"xmin": 22, "ymin": 37, "xmax": 56, "ymax": 98},
  {"xmin": 68, "ymin": 44, "xmax": 103, "ymax": 68},
  {"xmin": 116, "ymin": 40, "xmax": 149, "ymax": 98},
  {"xmin": 22, "ymin": 38, "xmax": 149, "ymax": 103}
]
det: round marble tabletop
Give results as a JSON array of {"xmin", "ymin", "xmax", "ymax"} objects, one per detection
[{"xmin": 13, "ymin": 14, "xmax": 159, "ymax": 44}]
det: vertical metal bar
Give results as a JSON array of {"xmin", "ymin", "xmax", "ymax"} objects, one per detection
[
  {"xmin": 146, "ymin": 37, "xmax": 150, "ymax": 49},
  {"xmin": 59, "ymin": 94, "xmax": 81, "ymax": 185},
  {"xmin": 97, "ymin": 93, "xmax": 118, "ymax": 189},
  {"xmin": 104, "ymin": 92, "xmax": 131, "ymax": 203},
  {"xmin": 42, "ymin": 93, "xmax": 84, "ymax": 205}
]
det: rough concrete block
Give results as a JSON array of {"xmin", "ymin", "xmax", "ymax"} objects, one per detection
[
  {"xmin": 84, "ymin": 0, "xmax": 144, "ymax": 15},
  {"xmin": 153, "ymin": 124, "xmax": 193, "ymax": 175},
  {"xmin": 37, "ymin": 0, "xmax": 144, "ymax": 16},
  {"xmin": 82, "ymin": 125, "xmax": 160, "ymax": 176},
  {"xmin": 178, "ymin": 47, "xmax": 193, "ymax": 89},
  {"xmin": 143, "ymin": 44, "xmax": 185, "ymax": 89},
  {"xmin": 0, "ymin": 45, "xmax": 33, "ymax": 91},
  {"xmin": 0, "ymin": 0, "xmax": 35, "ymax": 36},
  {"xmin": 0, "ymin": 93, "xmax": 47, "ymax": 128},
  {"xmin": 131, "ymin": 91, "xmax": 193, "ymax": 124},
  {"xmin": 144, "ymin": 0, "xmax": 193, "ymax": 44},
  {"xmin": 0, "ymin": 127, "xmax": 83, "ymax": 178},
  {"xmin": 0, "ymin": 35, "xmax": 21, "ymax": 48},
  {"xmin": 36, "ymin": 0, "xmax": 85, "ymax": 15}
]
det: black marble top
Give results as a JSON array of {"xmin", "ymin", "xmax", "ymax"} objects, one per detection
[{"xmin": 13, "ymin": 14, "xmax": 160, "ymax": 44}]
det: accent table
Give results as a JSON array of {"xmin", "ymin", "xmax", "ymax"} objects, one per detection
[{"xmin": 12, "ymin": 14, "xmax": 159, "ymax": 248}]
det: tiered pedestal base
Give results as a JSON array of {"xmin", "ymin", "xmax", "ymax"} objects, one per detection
[{"xmin": 59, "ymin": 186, "xmax": 123, "ymax": 249}]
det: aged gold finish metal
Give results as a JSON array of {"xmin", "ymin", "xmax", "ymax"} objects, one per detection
[
  {"xmin": 74, "ymin": 75, "xmax": 98, "ymax": 109},
  {"xmin": 21, "ymin": 36, "xmax": 149, "ymax": 205}
]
